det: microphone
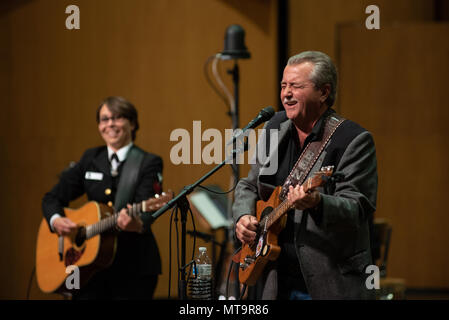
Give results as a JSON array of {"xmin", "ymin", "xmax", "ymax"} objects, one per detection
[
  {"xmin": 151, "ymin": 107, "xmax": 275, "ymax": 222},
  {"xmin": 227, "ymin": 106, "xmax": 275, "ymax": 146},
  {"xmin": 243, "ymin": 106, "xmax": 275, "ymax": 131}
]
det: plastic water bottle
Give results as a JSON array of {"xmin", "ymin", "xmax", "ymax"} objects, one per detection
[
  {"xmin": 189, "ymin": 247, "xmax": 213, "ymax": 300},
  {"xmin": 196, "ymin": 247, "xmax": 212, "ymax": 280}
]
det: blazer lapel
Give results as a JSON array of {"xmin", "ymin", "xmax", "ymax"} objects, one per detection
[
  {"xmin": 258, "ymin": 118, "xmax": 292, "ymax": 200},
  {"xmin": 259, "ymin": 118, "xmax": 292, "ymax": 176}
]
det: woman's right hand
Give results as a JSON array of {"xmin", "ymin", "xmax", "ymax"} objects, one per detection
[{"xmin": 53, "ymin": 217, "xmax": 77, "ymax": 236}]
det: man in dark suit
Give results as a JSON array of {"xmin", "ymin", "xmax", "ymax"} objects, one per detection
[
  {"xmin": 233, "ymin": 51, "xmax": 378, "ymax": 299},
  {"xmin": 42, "ymin": 96, "xmax": 163, "ymax": 299}
]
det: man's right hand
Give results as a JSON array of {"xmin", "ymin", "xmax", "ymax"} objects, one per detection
[
  {"xmin": 52, "ymin": 217, "xmax": 77, "ymax": 236},
  {"xmin": 235, "ymin": 214, "xmax": 259, "ymax": 245}
]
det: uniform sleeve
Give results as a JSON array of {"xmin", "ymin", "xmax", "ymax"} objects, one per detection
[
  {"xmin": 134, "ymin": 154, "xmax": 163, "ymax": 229},
  {"xmin": 41, "ymin": 150, "xmax": 91, "ymax": 231}
]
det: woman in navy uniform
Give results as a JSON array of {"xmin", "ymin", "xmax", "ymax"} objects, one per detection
[{"xmin": 42, "ymin": 96, "xmax": 163, "ymax": 299}]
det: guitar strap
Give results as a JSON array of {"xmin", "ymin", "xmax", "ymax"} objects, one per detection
[
  {"xmin": 114, "ymin": 146, "xmax": 145, "ymax": 212},
  {"xmin": 279, "ymin": 111, "xmax": 345, "ymax": 200}
]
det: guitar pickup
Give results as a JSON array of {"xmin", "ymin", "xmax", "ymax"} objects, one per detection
[
  {"xmin": 244, "ymin": 256, "xmax": 255, "ymax": 264},
  {"xmin": 240, "ymin": 256, "xmax": 256, "ymax": 270}
]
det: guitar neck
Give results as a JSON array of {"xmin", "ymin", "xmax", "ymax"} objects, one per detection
[
  {"xmin": 85, "ymin": 202, "xmax": 144, "ymax": 239},
  {"xmin": 262, "ymin": 198, "xmax": 293, "ymax": 230},
  {"xmin": 262, "ymin": 173, "xmax": 326, "ymax": 230}
]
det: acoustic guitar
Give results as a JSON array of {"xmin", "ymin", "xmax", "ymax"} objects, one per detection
[
  {"xmin": 35, "ymin": 192, "xmax": 173, "ymax": 294},
  {"xmin": 234, "ymin": 166, "xmax": 334, "ymax": 286}
]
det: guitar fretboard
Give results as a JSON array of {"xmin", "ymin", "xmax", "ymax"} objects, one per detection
[
  {"xmin": 85, "ymin": 202, "xmax": 143, "ymax": 239},
  {"xmin": 259, "ymin": 173, "xmax": 327, "ymax": 231},
  {"xmin": 260, "ymin": 199, "xmax": 291, "ymax": 231}
]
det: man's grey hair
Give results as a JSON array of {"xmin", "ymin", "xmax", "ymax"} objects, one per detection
[{"xmin": 287, "ymin": 51, "xmax": 337, "ymax": 107}]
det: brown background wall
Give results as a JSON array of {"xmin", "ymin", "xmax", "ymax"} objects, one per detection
[
  {"xmin": 1, "ymin": 0, "xmax": 448, "ymax": 299},
  {"xmin": 289, "ymin": 0, "xmax": 436, "ymax": 63},
  {"xmin": 338, "ymin": 22, "xmax": 449, "ymax": 288},
  {"xmin": 289, "ymin": 0, "xmax": 449, "ymax": 289}
]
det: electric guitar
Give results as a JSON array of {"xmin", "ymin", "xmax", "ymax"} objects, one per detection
[
  {"xmin": 35, "ymin": 192, "xmax": 173, "ymax": 294},
  {"xmin": 234, "ymin": 166, "xmax": 334, "ymax": 286}
]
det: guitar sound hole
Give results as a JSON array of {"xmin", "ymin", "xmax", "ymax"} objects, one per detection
[
  {"xmin": 75, "ymin": 227, "xmax": 86, "ymax": 247},
  {"xmin": 260, "ymin": 206, "xmax": 273, "ymax": 220}
]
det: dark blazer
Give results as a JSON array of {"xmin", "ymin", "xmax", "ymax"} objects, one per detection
[
  {"xmin": 42, "ymin": 145, "xmax": 163, "ymax": 276},
  {"xmin": 232, "ymin": 110, "xmax": 378, "ymax": 299}
]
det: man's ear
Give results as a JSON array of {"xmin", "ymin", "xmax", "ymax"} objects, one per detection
[{"xmin": 320, "ymin": 84, "xmax": 331, "ymax": 104}]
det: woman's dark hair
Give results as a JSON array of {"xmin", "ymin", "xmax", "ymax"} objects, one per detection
[{"xmin": 96, "ymin": 96, "xmax": 139, "ymax": 141}]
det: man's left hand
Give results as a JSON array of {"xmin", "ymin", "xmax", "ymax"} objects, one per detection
[{"xmin": 287, "ymin": 185, "xmax": 321, "ymax": 210}]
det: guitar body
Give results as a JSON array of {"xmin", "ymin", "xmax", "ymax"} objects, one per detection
[
  {"xmin": 238, "ymin": 186, "xmax": 284, "ymax": 286},
  {"xmin": 36, "ymin": 202, "xmax": 117, "ymax": 293},
  {"xmin": 235, "ymin": 166, "xmax": 334, "ymax": 286}
]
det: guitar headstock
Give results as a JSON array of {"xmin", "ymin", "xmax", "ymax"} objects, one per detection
[
  {"xmin": 316, "ymin": 165, "xmax": 334, "ymax": 177},
  {"xmin": 304, "ymin": 166, "xmax": 335, "ymax": 192},
  {"xmin": 143, "ymin": 190, "xmax": 174, "ymax": 212}
]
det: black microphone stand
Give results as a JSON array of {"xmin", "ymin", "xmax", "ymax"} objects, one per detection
[
  {"xmin": 226, "ymin": 60, "xmax": 243, "ymax": 299},
  {"xmin": 228, "ymin": 61, "xmax": 239, "ymax": 131},
  {"xmin": 228, "ymin": 60, "xmax": 240, "ymax": 187},
  {"xmin": 151, "ymin": 144, "xmax": 249, "ymax": 300}
]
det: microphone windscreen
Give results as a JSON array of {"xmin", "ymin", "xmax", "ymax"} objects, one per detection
[{"xmin": 260, "ymin": 106, "xmax": 275, "ymax": 121}]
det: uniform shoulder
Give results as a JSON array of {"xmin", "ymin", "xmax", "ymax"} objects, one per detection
[
  {"xmin": 80, "ymin": 145, "xmax": 106, "ymax": 161},
  {"xmin": 133, "ymin": 145, "xmax": 163, "ymax": 164}
]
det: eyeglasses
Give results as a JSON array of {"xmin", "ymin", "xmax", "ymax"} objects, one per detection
[{"xmin": 99, "ymin": 115, "xmax": 125, "ymax": 124}]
